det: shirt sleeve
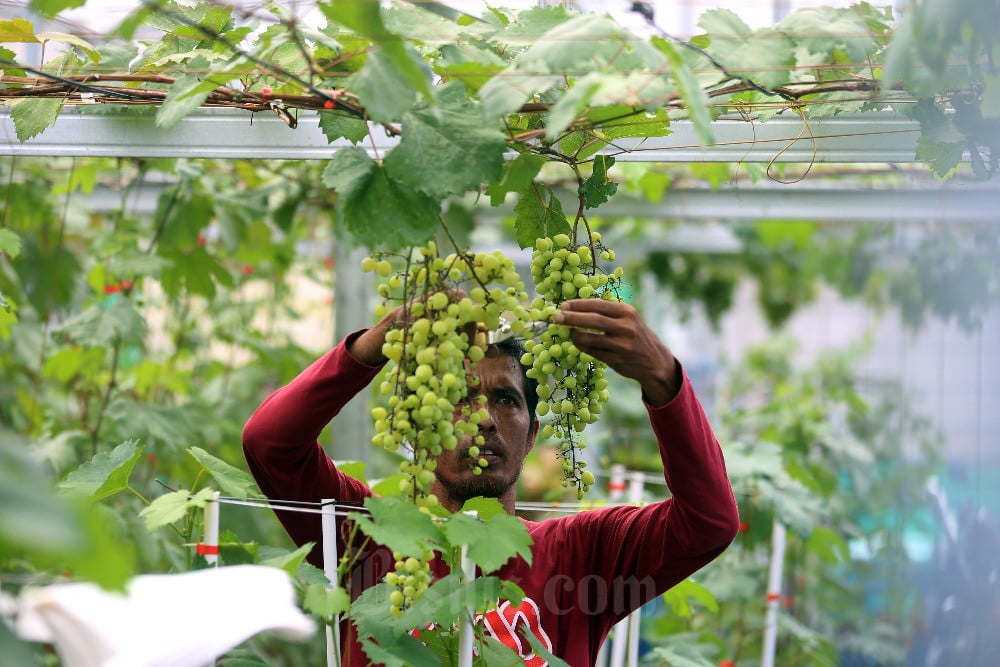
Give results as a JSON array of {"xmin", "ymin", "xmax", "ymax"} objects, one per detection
[
  {"xmin": 242, "ymin": 331, "xmax": 383, "ymax": 566},
  {"xmin": 541, "ymin": 361, "xmax": 739, "ymax": 625}
]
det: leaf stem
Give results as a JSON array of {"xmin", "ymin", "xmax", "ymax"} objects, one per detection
[
  {"xmin": 127, "ymin": 484, "xmax": 151, "ymax": 505},
  {"xmin": 90, "ymin": 334, "xmax": 122, "ymax": 455}
]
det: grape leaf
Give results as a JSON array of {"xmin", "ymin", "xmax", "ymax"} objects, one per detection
[
  {"xmin": 0, "ymin": 46, "xmax": 23, "ymax": 76},
  {"xmin": 105, "ymin": 398, "xmax": 196, "ymax": 448},
  {"xmin": 350, "ymin": 495, "xmax": 446, "ymax": 557},
  {"xmin": 655, "ymin": 38, "xmax": 715, "ymax": 145},
  {"xmin": 303, "ymin": 583, "xmax": 351, "ymax": 618},
  {"xmin": 320, "ymin": 0, "xmax": 391, "ymax": 39},
  {"xmin": 485, "ymin": 153, "xmax": 546, "ymax": 206},
  {"xmin": 335, "ymin": 460, "xmax": 367, "ymax": 484},
  {"xmin": 915, "ymin": 135, "xmax": 966, "ymax": 179},
  {"xmin": 318, "ymin": 111, "xmax": 369, "ymax": 144},
  {"xmin": 806, "ymin": 526, "xmax": 850, "ymax": 565},
  {"xmin": 513, "ymin": 182, "xmax": 571, "ymax": 249},
  {"xmin": 384, "ymin": 85, "xmax": 506, "ymax": 199},
  {"xmin": 324, "ymin": 147, "xmax": 441, "ymax": 250},
  {"xmin": 350, "ymin": 584, "xmax": 444, "ymax": 665},
  {"xmin": 405, "ymin": 573, "xmax": 502, "ymax": 629},
  {"xmin": 54, "ymin": 297, "xmax": 146, "ymax": 347},
  {"xmin": 139, "ymin": 487, "xmax": 216, "ymax": 531},
  {"xmin": 775, "ymin": 8, "xmax": 875, "ymax": 66},
  {"xmin": 442, "ymin": 511, "xmax": 533, "ymax": 573},
  {"xmin": 359, "ymin": 631, "xmax": 440, "ymax": 667},
  {"xmin": 0, "ymin": 18, "xmax": 38, "ymax": 42},
  {"xmin": 517, "ymin": 14, "xmax": 648, "ymax": 74},
  {"xmin": 258, "ymin": 541, "xmax": 315, "ymax": 578},
  {"xmin": 57, "ymin": 440, "xmax": 143, "ymax": 501},
  {"xmin": 663, "ymin": 578, "xmax": 719, "ymax": 619},
  {"xmin": 156, "ymin": 72, "xmax": 218, "ymax": 130},
  {"xmin": 697, "ymin": 9, "xmax": 752, "ymax": 40},
  {"xmin": 459, "ymin": 496, "xmax": 508, "ymax": 520},
  {"xmin": 0, "ymin": 229, "xmax": 21, "ymax": 259},
  {"xmin": 520, "ymin": 627, "xmax": 571, "ymax": 667},
  {"xmin": 697, "ymin": 10, "xmax": 793, "ymax": 91},
  {"xmin": 497, "ymin": 4, "xmax": 573, "ymax": 47},
  {"xmin": 30, "ymin": 0, "xmax": 87, "ymax": 18},
  {"xmin": 582, "ymin": 155, "xmax": 618, "ymax": 209},
  {"xmin": 322, "ymin": 145, "xmax": 375, "ymax": 196},
  {"xmin": 9, "ymin": 98, "xmax": 64, "ymax": 142},
  {"xmin": 349, "ymin": 40, "xmax": 432, "ymax": 123},
  {"xmin": 370, "ymin": 472, "xmax": 408, "ymax": 497},
  {"xmin": 545, "ymin": 74, "xmax": 601, "ymax": 141},
  {"xmin": 187, "ymin": 446, "xmax": 261, "ymax": 500},
  {"xmin": 36, "ymin": 31, "xmax": 99, "ymax": 62},
  {"xmin": 159, "ymin": 246, "xmax": 234, "ymax": 299},
  {"xmin": 478, "ymin": 72, "xmax": 562, "ymax": 119},
  {"xmin": 478, "ymin": 636, "xmax": 531, "ymax": 666}
]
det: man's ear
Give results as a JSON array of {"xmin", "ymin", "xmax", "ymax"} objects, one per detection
[{"xmin": 527, "ymin": 418, "xmax": 540, "ymax": 453}]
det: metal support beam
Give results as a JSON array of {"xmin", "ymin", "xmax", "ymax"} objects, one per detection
[
  {"xmin": 1, "ymin": 107, "xmax": 925, "ymax": 163},
  {"xmin": 68, "ymin": 181, "xmax": 1000, "ymax": 224}
]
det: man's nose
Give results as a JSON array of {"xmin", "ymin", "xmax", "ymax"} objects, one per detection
[{"xmin": 478, "ymin": 403, "xmax": 498, "ymax": 432}]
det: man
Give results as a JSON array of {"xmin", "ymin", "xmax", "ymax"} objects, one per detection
[{"xmin": 242, "ymin": 297, "xmax": 739, "ymax": 665}]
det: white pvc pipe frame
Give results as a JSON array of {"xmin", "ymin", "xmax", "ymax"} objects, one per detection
[
  {"xmin": 761, "ymin": 521, "xmax": 787, "ymax": 667},
  {"xmin": 322, "ymin": 499, "xmax": 342, "ymax": 667}
]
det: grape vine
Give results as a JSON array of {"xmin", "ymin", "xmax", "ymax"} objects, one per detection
[{"xmin": 524, "ymin": 231, "xmax": 624, "ymax": 499}]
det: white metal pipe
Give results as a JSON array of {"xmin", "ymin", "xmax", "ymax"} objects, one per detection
[
  {"xmin": 322, "ymin": 499, "xmax": 341, "ymax": 667},
  {"xmin": 200, "ymin": 491, "xmax": 220, "ymax": 566},
  {"xmin": 624, "ymin": 472, "xmax": 647, "ymax": 667},
  {"xmin": 0, "ymin": 108, "xmax": 924, "ymax": 163},
  {"xmin": 458, "ymin": 510, "xmax": 479, "ymax": 667},
  {"xmin": 761, "ymin": 521, "xmax": 787, "ymax": 667},
  {"xmin": 609, "ymin": 471, "xmax": 648, "ymax": 667}
]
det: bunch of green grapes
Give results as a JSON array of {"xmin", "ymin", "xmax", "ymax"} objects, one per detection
[
  {"xmin": 362, "ymin": 241, "xmax": 528, "ymax": 611},
  {"xmin": 523, "ymin": 231, "xmax": 624, "ymax": 499},
  {"xmin": 385, "ymin": 548, "xmax": 434, "ymax": 617}
]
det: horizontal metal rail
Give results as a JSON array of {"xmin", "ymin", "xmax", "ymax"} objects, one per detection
[{"xmin": 1, "ymin": 107, "xmax": 925, "ymax": 163}]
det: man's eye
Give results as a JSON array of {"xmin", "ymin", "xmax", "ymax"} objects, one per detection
[{"xmin": 497, "ymin": 394, "xmax": 518, "ymax": 407}]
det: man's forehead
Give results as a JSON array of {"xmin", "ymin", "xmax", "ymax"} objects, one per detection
[{"xmin": 470, "ymin": 349, "xmax": 525, "ymax": 390}]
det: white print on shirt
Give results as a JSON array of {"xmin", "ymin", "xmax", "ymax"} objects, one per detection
[
  {"xmin": 409, "ymin": 597, "xmax": 554, "ymax": 665},
  {"xmin": 479, "ymin": 597, "xmax": 553, "ymax": 666}
]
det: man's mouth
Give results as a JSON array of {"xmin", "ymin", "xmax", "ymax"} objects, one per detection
[{"xmin": 468, "ymin": 442, "xmax": 504, "ymax": 464}]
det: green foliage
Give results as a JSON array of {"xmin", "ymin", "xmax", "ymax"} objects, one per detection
[
  {"xmin": 440, "ymin": 510, "xmax": 532, "ymax": 574},
  {"xmin": 303, "ymin": 581, "xmax": 351, "ymax": 619},
  {"xmin": 8, "ymin": 98, "xmax": 64, "ymax": 142},
  {"xmin": 187, "ymin": 446, "xmax": 261, "ymax": 500},
  {"xmin": 322, "ymin": 147, "xmax": 441, "ymax": 248},
  {"xmin": 512, "ymin": 181, "xmax": 571, "ymax": 249},
  {"xmin": 139, "ymin": 487, "xmax": 216, "ymax": 531},
  {"xmin": 57, "ymin": 439, "xmax": 143, "ymax": 501}
]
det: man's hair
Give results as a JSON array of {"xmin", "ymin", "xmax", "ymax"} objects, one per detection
[{"xmin": 494, "ymin": 337, "xmax": 539, "ymax": 420}]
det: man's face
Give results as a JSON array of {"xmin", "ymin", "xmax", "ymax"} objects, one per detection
[{"xmin": 430, "ymin": 347, "xmax": 538, "ymax": 513}]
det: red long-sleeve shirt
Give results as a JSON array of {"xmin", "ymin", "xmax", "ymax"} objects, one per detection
[{"xmin": 243, "ymin": 331, "xmax": 739, "ymax": 666}]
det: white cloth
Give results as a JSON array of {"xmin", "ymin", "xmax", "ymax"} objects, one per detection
[{"xmin": 15, "ymin": 565, "xmax": 316, "ymax": 667}]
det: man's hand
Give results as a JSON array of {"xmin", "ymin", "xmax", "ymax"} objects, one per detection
[
  {"xmin": 346, "ymin": 305, "xmax": 399, "ymax": 366},
  {"xmin": 555, "ymin": 299, "xmax": 681, "ymax": 407}
]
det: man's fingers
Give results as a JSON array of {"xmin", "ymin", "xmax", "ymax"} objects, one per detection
[
  {"xmin": 560, "ymin": 298, "xmax": 631, "ymax": 315},
  {"xmin": 555, "ymin": 299, "xmax": 633, "ymax": 335}
]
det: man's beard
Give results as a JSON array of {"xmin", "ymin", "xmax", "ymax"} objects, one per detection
[{"xmin": 442, "ymin": 466, "xmax": 521, "ymax": 503}]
